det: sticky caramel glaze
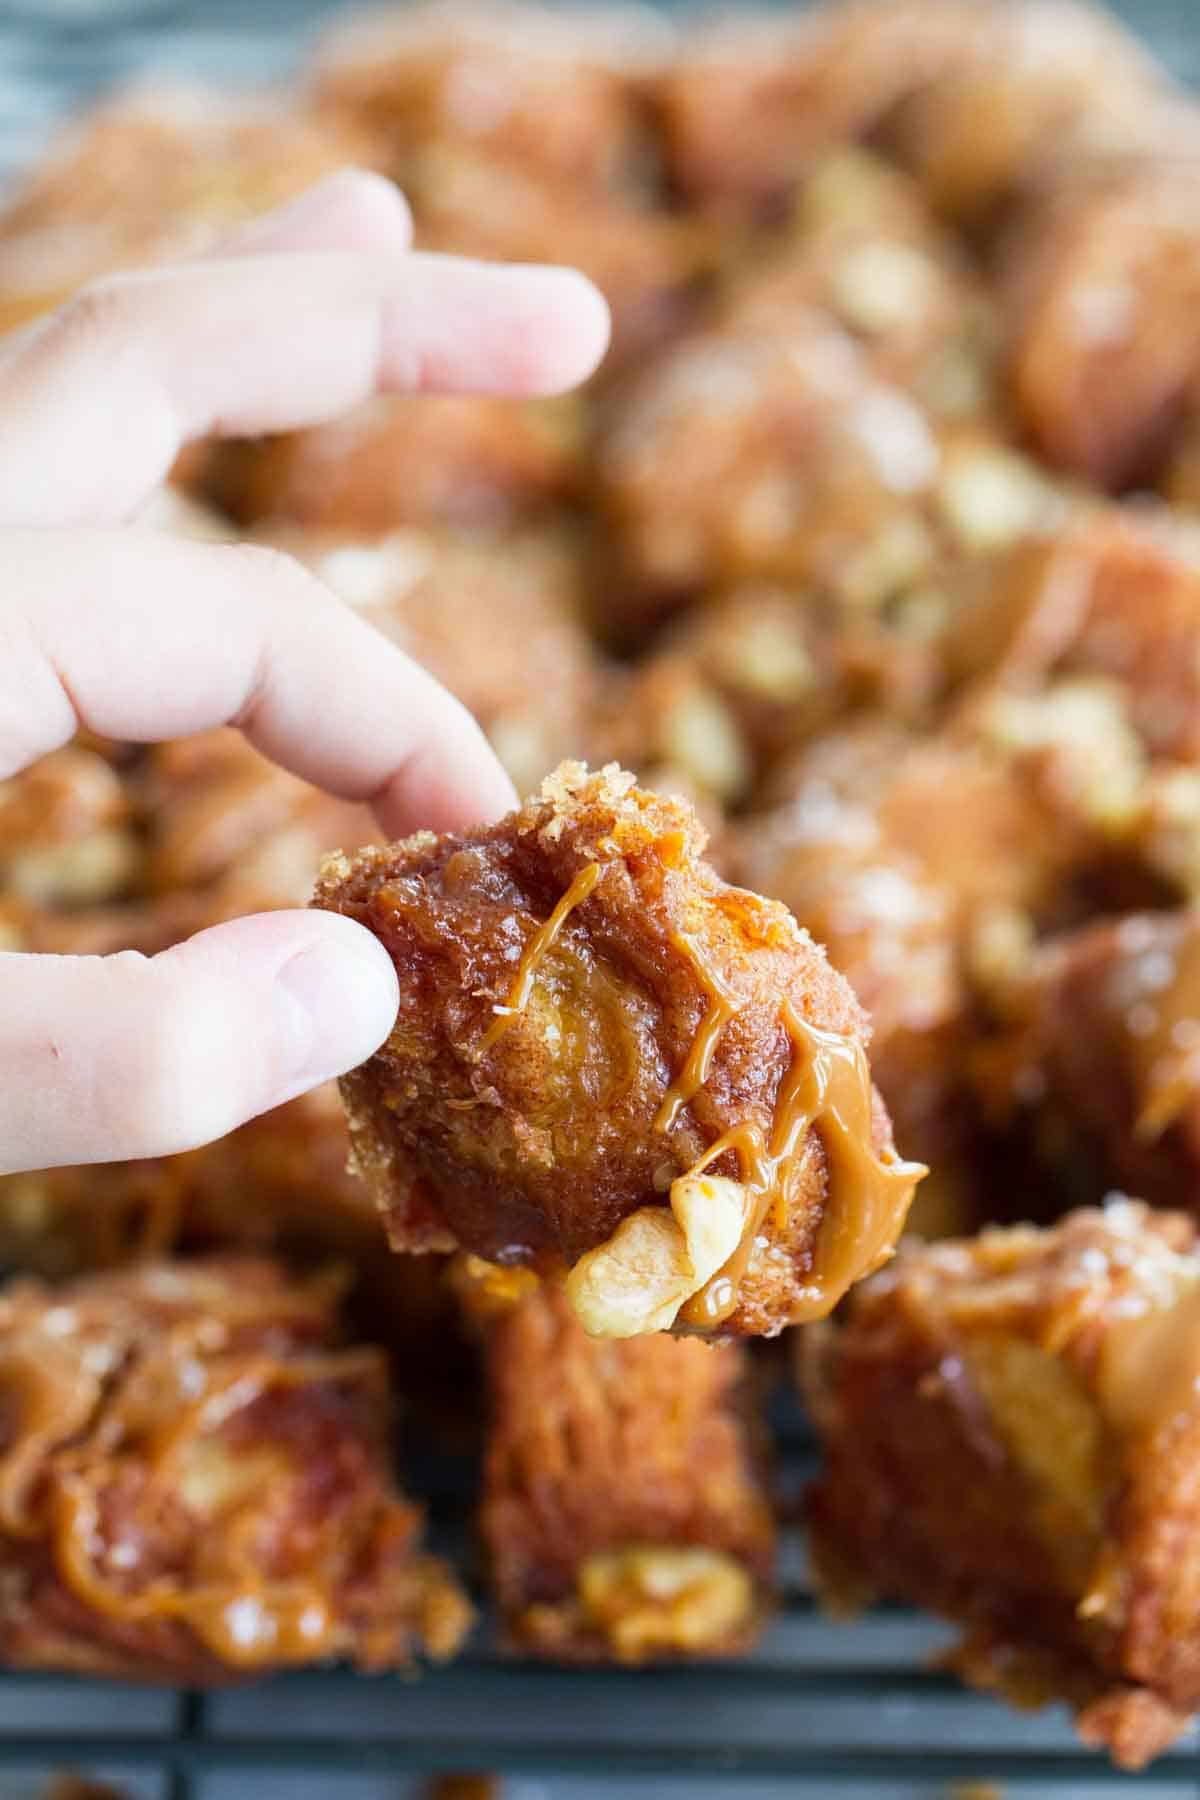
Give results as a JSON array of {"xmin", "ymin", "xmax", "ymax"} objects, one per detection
[
  {"xmin": 804, "ymin": 1205, "xmax": 1200, "ymax": 1772},
  {"xmin": 654, "ymin": 931, "xmax": 744, "ymax": 1133},
  {"xmin": 315, "ymin": 763, "xmax": 915, "ymax": 1331},
  {"xmin": 1100, "ymin": 1279, "xmax": 1200, "ymax": 1438},
  {"xmin": 49, "ymin": 1351, "xmax": 385, "ymax": 1669},
  {"xmin": 0, "ymin": 1341, "xmax": 101, "ymax": 1537},
  {"xmin": 480, "ymin": 861, "xmax": 601, "ymax": 1052},
  {"xmin": 0, "ymin": 1259, "xmax": 469, "ymax": 1678},
  {"xmin": 678, "ymin": 1002, "xmax": 926, "ymax": 1329}
]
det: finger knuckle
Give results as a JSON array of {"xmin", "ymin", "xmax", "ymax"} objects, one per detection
[
  {"xmin": 51, "ymin": 274, "xmax": 139, "ymax": 354},
  {"xmin": 224, "ymin": 541, "xmax": 337, "ymax": 620}
]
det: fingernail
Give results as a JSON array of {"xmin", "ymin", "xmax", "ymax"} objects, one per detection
[{"xmin": 273, "ymin": 926, "xmax": 399, "ymax": 1086}]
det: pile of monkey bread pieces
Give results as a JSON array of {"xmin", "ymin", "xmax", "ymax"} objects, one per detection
[{"xmin": 10, "ymin": 0, "xmax": 1200, "ymax": 1770}]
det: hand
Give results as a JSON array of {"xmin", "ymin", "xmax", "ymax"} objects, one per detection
[{"xmin": 0, "ymin": 168, "xmax": 611, "ymax": 1176}]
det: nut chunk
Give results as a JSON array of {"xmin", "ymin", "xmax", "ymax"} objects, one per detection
[
  {"xmin": 0, "ymin": 1258, "xmax": 470, "ymax": 1681},
  {"xmin": 472, "ymin": 1275, "xmax": 775, "ymax": 1660},
  {"xmin": 313, "ymin": 762, "xmax": 923, "ymax": 1338},
  {"xmin": 805, "ymin": 1203, "xmax": 1200, "ymax": 1770}
]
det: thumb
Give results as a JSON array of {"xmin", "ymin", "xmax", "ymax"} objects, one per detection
[{"xmin": 0, "ymin": 910, "xmax": 397, "ymax": 1174}]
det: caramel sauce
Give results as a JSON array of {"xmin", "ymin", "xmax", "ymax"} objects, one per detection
[
  {"xmin": 54, "ymin": 1475, "xmax": 337, "ymax": 1668},
  {"xmin": 653, "ymin": 932, "xmax": 744, "ymax": 1133},
  {"xmin": 479, "ymin": 861, "xmax": 601, "ymax": 1052},
  {"xmin": 0, "ymin": 1339, "xmax": 102, "ymax": 1537},
  {"xmin": 1099, "ymin": 1278, "xmax": 1200, "ymax": 1436},
  {"xmin": 26, "ymin": 1332, "xmax": 380, "ymax": 1669},
  {"xmin": 675, "ymin": 1000, "xmax": 924, "ymax": 1329}
]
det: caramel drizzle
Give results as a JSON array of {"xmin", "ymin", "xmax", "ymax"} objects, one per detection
[
  {"xmin": 46, "ymin": 1346, "xmax": 383, "ymax": 1669},
  {"xmin": 653, "ymin": 932, "xmax": 744, "ymax": 1133},
  {"xmin": 55, "ymin": 1476, "xmax": 337, "ymax": 1669},
  {"xmin": 653, "ymin": 930, "xmax": 924, "ymax": 1326},
  {"xmin": 674, "ymin": 1001, "xmax": 922, "ymax": 1327},
  {"xmin": 480, "ymin": 861, "xmax": 601, "ymax": 1052},
  {"xmin": 0, "ymin": 1340, "xmax": 102, "ymax": 1538}
]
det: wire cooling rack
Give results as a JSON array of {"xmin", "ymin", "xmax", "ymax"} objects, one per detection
[
  {"xmin": 6, "ymin": 0, "xmax": 1200, "ymax": 1791},
  {"xmin": 2, "ymin": 1399, "xmax": 1199, "ymax": 1795}
]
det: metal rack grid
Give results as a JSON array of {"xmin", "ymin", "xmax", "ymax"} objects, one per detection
[
  {"xmin": 3, "ymin": 1406, "xmax": 1200, "ymax": 1795},
  {"xmin": 6, "ymin": 0, "xmax": 1200, "ymax": 1790}
]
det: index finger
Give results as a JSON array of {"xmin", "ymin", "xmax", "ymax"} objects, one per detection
[
  {"xmin": 3, "ymin": 526, "xmax": 517, "ymax": 834},
  {"xmin": 0, "ymin": 246, "xmax": 611, "ymax": 527}
]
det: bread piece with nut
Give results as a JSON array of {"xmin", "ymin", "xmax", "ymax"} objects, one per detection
[
  {"xmin": 0, "ymin": 1256, "xmax": 470, "ymax": 1680},
  {"xmin": 465, "ymin": 1272, "xmax": 774, "ymax": 1660},
  {"xmin": 806, "ymin": 1202, "xmax": 1200, "ymax": 1769},
  {"xmin": 312, "ymin": 762, "xmax": 924, "ymax": 1338}
]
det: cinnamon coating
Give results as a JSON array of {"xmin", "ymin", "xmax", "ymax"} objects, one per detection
[
  {"xmin": 806, "ymin": 1202, "xmax": 1200, "ymax": 1769},
  {"xmin": 313, "ymin": 762, "xmax": 922, "ymax": 1338},
  {"xmin": 476, "ymin": 1279, "xmax": 774, "ymax": 1659},
  {"xmin": 0, "ymin": 1257, "xmax": 470, "ymax": 1680}
]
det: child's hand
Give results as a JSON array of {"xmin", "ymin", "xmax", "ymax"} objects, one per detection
[{"xmin": 0, "ymin": 169, "xmax": 610, "ymax": 1177}]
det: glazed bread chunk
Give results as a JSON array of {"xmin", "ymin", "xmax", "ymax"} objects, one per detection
[
  {"xmin": 0, "ymin": 1257, "xmax": 470, "ymax": 1680},
  {"xmin": 975, "ymin": 909, "xmax": 1200, "ymax": 1213},
  {"xmin": 469, "ymin": 1272, "xmax": 775, "ymax": 1660},
  {"xmin": 806, "ymin": 1202, "xmax": 1200, "ymax": 1769},
  {"xmin": 313, "ymin": 762, "xmax": 924, "ymax": 1338}
]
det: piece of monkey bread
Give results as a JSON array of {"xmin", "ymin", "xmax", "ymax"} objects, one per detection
[
  {"xmin": 464, "ymin": 1271, "xmax": 774, "ymax": 1660},
  {"xmin": 313, "ymin": 762, "xmax": 924, "ymax": 1339},
  {"xmin": 806, "ymin": 1201, "xmax": 1200, "ymax": 1769},
  {"xmin": 0, "ymin": 1256, "xmax": 470, "ymax": 1680}
]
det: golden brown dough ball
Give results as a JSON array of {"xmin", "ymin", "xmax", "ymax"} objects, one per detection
[
  {"xmin": 1004, "ymin": 163, "xmax": 1200, "ymax": 490},
  {"xmin": 594, "ymin": 311, "xmax": 1060, "ymax": 639},
  {"xmin": 887, "ymin": 0, "xmax": 1166, "ymax": 228},
  {"xmin": 721, "ymin": 149, "xmax": 998, "ymax": 414},
  {"xmin": 653, "ymin": 0, "xmax": 982, "ymax": 216},
  {"xmin": 313, "ymin": 762, "xmax": 924, "ymax": 1339},
  {"xmin": 477, "ymin": 1279, "xmax": 774, "ymax": 1659},
  {"xmin": 973, "ymin": 908, "xmax": 1200, "ymax": 1215},
  {"xmin": 0, "ymin": 1256, "xmax": 470, "ymax": 1680},
  {"xmin": 0, "ymin": 746, "xmax": 139, "ymax": 908},
  {"xmin": 202, "ymin": 391, "xmax": 585, "ymax": 537},
  {"xmin": 806, "ymin": 1202, "xmax": 1200, "ymax": 1769}
]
